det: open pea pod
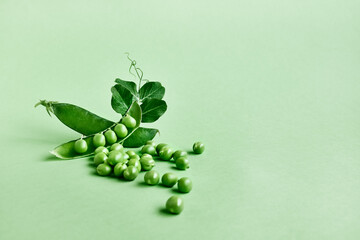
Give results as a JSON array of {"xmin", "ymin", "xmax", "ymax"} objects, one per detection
[
  {"xmin": 35, "ymin": 100, "xmax": 115, "ymax": 135},
  {"xmin": 51, "ymin": 101, "xmax": 141, "ymax": 159}
]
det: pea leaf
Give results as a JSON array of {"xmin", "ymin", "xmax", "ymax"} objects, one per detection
[
  {"xmin": 139, "ymin": 81, "xmax": 165, "ymax": 100},
  {"xmin": 141, "ymin": 98, "xmax": 167, "ymax": 123},
  {"xmin": 111, "ymin": 84, "xmax": 134, "ymax": 115},
  {"xmin": 123, "ymin": 127, "xmax": 159, "ymax": 148},
  {"xmin": 115, "ymin": 78, "xmax": 138, "ymax": 98}
]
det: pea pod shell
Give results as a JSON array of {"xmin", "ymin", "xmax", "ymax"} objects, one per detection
[{"xmin": 51, "ymin": 101, "xmax": 141, "ymax": 159}]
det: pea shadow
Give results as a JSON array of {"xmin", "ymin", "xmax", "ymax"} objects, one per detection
[{"xmin": 157, "ymin": 206, "xmax": 178, "ymax": 217}]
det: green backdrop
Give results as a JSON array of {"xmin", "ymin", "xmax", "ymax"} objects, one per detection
[{"xmin": 1, "ymin": 1, "xmax": 359, "ymax": 239}]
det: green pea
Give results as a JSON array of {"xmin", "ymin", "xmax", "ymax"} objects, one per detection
[
  {"xmin": 141, "ymin": 144, "xmax": 157, "ymax": 155},
  {"xmin": 104, "ymin": 129, "xmax": 117, "ymax": 144},
  {"xmin": 130, "ymin": 155, "xmax": 140, "ymax": 161},
  {"xmin": 74, "ymin": 139, "xmax": 88, "ymax": 153},
  {"xmin": 123, "ymin": 165, "xmax": 139, "ymax": 181},
  {"xmin": 122, "ymin": 115, "xmax": 136, "ymax": 128},
  {"xmin": 124, "ymin": 153, "xmax": 129, "ymax": 160},
  {"xmin": 93, "ymin": 133, "xmax": 106, "ymax": 147},
  {"xmin": 166, "ymin": 196, "xmax": 184, "ymax": 214},
  {"xmin": 175, "ymin": 157, "xmax": 189, "ymax": 170},
  {"xmin": 177, "ymin": 177, "xmax": 192, "ymax": 193},
  {"xmin": 140, "ymin": 157, "xmax": 155, "ymax": 171},
  {"xmin": 193, "ymin": 142, "xmax": 205, "ymax": 154},
  {"xmin": 94, "ymin": 146, "xmax": 109, "ymax": 155},
  {"xmin": 161, "ymin": 173, "xmax": 178, "ymax": 187},
  {"xmin": 173, "ymin": 150, "xmax": 188, "ymax": 161},
  {"xmin": 141, "ymin": 153, "xmax": 152, "ymax": 159},
  {"xmin": 146, "ymin": 140, "xmax": 156, "ymax": 147},
  {"xmin": 127, "ymin": 158, "xmax": 141, "ymax": 172},
  {"xmin": 110, "ymin": 143, "xmax": 123, "ymax": 152},
  {"xmin": 159, "ymin": 147, "xmax": 174, "ymax": 161},
  {"xmin": 114, "ymin": 163, "xmax": 127, "ymax": 177},
  {"xmin": 114, "ymin": 123, "xmax": 128, "ymax": 138},
  {"xmin": 107, "ymin": 151, "xmax": 125, "ymax": 166},
  {"xmin": 126, "ymin": 150, "xmax": 137, "ymax": 158},
  {"xmin": 144, "ymin": 170, "xmax": 160, "ymax": 185},
  {"xmin": 94, "ymin": 152, "xmax": 108, "ymax": 166},
  {"xmin": 156, "ymin": 143, "xmax": 168, "ymax": 154},
  {"xmin": 96, "ymin": 163, "xmax": 112, "ymax": 176}
]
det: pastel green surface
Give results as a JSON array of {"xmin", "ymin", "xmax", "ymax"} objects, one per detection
[{"xmin": 1, "ymin": 1, "xmax": 359, "ymax": 240}]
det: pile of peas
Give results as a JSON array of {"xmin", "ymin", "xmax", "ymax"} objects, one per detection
[{"xmin": 87, "ymin": 119, "xmax": 204, "ymax": 215}]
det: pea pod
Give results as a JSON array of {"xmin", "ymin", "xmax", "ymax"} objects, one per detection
[
  {"xmin": 51, "ymin": 101, "xmax": 141, "ymax": 159},
  {"xmin": 35, "ymin": 100, "xmax": 115, "ymax": 135},
  {"xmin": 123, "ymin": 127, "xmax": 159, "ymax": 148}
]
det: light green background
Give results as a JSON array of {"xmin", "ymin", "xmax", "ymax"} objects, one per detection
[{"xmin": 1, "ymin": 1, "xmax": 359, "ymax": 239}]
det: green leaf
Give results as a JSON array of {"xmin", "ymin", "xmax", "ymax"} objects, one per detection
[
  {"xmin": 141, "ymin": 98, "xmax": 167, "ymax": 123},
  {"xmin": 51, "ymin": 102, "xmax": 142, "ymax": 159},
  {"xmin": 111, "ymin": 84, "xmax": 134, "ymax": 115},
  {"xmin": 115, "ymin": 78, "xmax": 138, "ymax": 97},
  {"xmin": 123, "ymin": 127, "xmax": 159, "ymax": 148},
  {"xmin": 139, "ymin": 81, "xmax": 165, "ymax": 100}
]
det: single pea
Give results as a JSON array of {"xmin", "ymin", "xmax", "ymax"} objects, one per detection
[
  {"xmin": 141, "ymin": 144, "xmax": 157, "ymax": 155},
  {"xmin": 166, "ymin": 196, "xmax": 184, "ymax": 214},
  {"xmin": 104, "ymin": 129, "xmax": 117, "ymax": 144},
  {"xmin": 126, "ymin": 150, "xmax": 137, "ymax": 158},
  {"xmin": 156, "ymin": 143, "xmax": 168, "ymax": 154},
  {"xmin": 110, "ymin": 143, "xmax": 123, "ymax": 152},
  {"xmin": 94, "ymin": 152, "xmax": 108, "ymax": 166},
  {"xmin": 93, "ymin": 133, "xmax": 106, "ymax": 147},
  {"xmin": 173, "ymin": 150, "xmax": 188, "ymax": 161},
  {"xmin": 130, "ymin": 154, "xmax": 140, "ymax": 161},
  {"xmin": 193, "ymin": 142, "xmax": 205, "ymax": 154},
  {"xmin": 144, "ymin": 170, "xmax": 160, "ymax": 185},
  {"xmin": 124, "ymin": 153, "xmax": 129, "ymax": 160},
  {"xmin": 96, "ymin": 163, "xmax": 112, "ymax": 176},
  {"xmin": 141, "ymin": 153, "xmax": 152, "ymax": 159},
  {"xmin": 161, "ymin": 173, "xmax": 178, "ymax": 187},
  {"xmin": 74, "ymin": 139, "xmax": 88, "ymax": 153},
  {"xmin": 127, "ymin": 158, "xmax": 141, "ymax": 172},
  {"xmin": 94, "ymin": 146, "xmax": 109, "ymax": 155},
  {"xmin": 175, "ymin": 157, "xmax": 190, "ymax": 170},
  {"xmin": 113, "ymin": 163, "xmax": 127, "ymax": 177},
  {"xmin": 146, "ymin": 140, "xmax": 156, "ymax": 147},
  {"xmin": 140, "ymin": 157, "xmax": 155, "ymax": 171},
  {"xmin": 114, "ymin": 123, "xmax": 128, "ymax": 138},
  {"xmin": 159, "ymin": 147, "xmax": 174, "ymax": 161},
  {"xmin": 122, "ymin": 115, "xmax": 137, "ymax": 128},
  {"xmin": 177, "ymin": 177, "xmax": 192, "ymax": 193},
  {"xmin": 123, "ymin": 165, "xmax": 139, "ymax": 181},
  {"xmin": 107, "ymin": 151, "xmax": 125, "ymax": 166}
]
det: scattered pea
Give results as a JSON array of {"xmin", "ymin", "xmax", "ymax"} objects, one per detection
[
  {"xmin": 122, "ymin": 115, "xmax": 136, "ymax": 128},
  {"xmin": 144, "ymin": 170, "xmax": 160, "ymax": 185},
  {"xmin": 175, "ymin": 157, "xmax": 189, "ymax": 170},
  {"xmin": 173, "ymin": 150, "xmax": 187, "ymax": 161},
  {"xmin": 130, "ymin": 154, "xmax": 140, "ymax": 161},
  {"xmin": 126, "ymin": 150, "xmax": 137, "ymax": 158},
  {"xmin": 94, "ymin": 152, "xmax": 108, "ymax": 166},
  {"xmin": 141, "ymin": 144, "xmax": 157, "ymax": 155},
  {"xmin": 161, "ymin": 173, "xmax": 178, "ymax": 187},
  {"xmin": 177, "ymin": 177, "xmax": 192, "ymax": 193},
  {"xmin": 104, "ymin": 129, "xmax": 117, "ymax": 144},
  {"xmin": 159, "ymin": 147, "xmax": 174, "ymax": 161},
  {"xmin": 193, "ymin": 142, "xmax": 205, "ymax": 154},
  {"xmin": 93, "ymin": 133, "xmax": 106, "ymax": 147},
  {"xmin": 156, "ymin": 143, "xmax": 168, "ymax": 154},
  {"xmin": 123, "ymin": 165, "xmax": 139, "ymax": 181},
  {"xmin": 94, "ymin": 146, "xmax": 109, "ymax": 155},
  {"xmin": 166, "ymin": 196, "xmax": 184, "ymax": 214},
  {"xmin": 74, "ymin": 139, "xmax": 87, "ymax": 153},
  {"xmin": 107, "ymin": 151, "xmax": 125, "ymax": 166},
  {"xmin": 140, "ymin": 157, "xmax": 155, "ymax": 171},
  {"xmin": 127, "ymin": 158, "xmax": 141, "ymax": 172},
  {"xmin": 114, "ymin": 163, "xmax": 127, "ymax": 177},
  {"xmin": 114, "ymin": 123, "xmax": 128, "ymax": 138},
  {"xmin": 96, "ymin": 163, "xmax": 112, "ymax": 176}
]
